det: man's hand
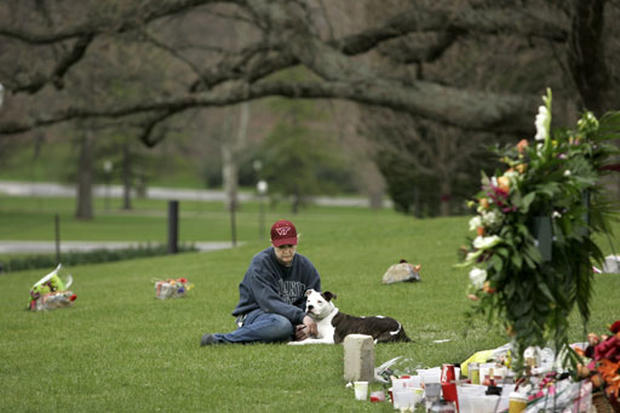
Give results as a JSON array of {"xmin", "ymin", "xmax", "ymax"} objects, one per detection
[{"xmin": 295, "ymin": 315, "xmax": 317, "ymax": 341}]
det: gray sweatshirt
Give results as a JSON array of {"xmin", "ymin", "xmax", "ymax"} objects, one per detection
[{"xmin": 232, "ymin": 247, "xmax": 321, "ymax": 324}]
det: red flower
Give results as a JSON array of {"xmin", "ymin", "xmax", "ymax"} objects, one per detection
[{"xmin": 595, "ymin": 334, "xmax": 620, "ymax": 362}]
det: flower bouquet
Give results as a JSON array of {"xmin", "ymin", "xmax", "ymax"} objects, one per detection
[
  {"xmin": 28, "ymin": 263, "xmax": 77, "ymax": 311},
  {"xmin": 575, "ymin": 320, "xmax": 620, "ymax": 410},
  {"xmin": 154, "ymin": 277, "xmax": 194, "ymax": 299},
  {"xmin": 459, "ymin": 89, "xmax": 619, "ymax": 372}
]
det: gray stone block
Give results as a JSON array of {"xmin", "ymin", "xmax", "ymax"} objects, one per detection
[
  {"xmin": 343, "ymin": 334, "xmax": 375, "ymax": 382},
  {"xmin": 603, "ymin": 254, "xmax": 620, "ymax": 273}
]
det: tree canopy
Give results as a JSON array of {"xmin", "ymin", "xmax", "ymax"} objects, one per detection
[{"xmin": 2, "ymin": 0, "xmax": 617, "ymax": 144}]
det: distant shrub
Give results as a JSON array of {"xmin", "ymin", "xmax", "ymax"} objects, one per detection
[{"xmin": 0, "ymin": 243, "xmax": 198, "ymax": 273}]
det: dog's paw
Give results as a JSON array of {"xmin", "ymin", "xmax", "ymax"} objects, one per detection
[{"xmin": 287, "ymin": 341, "xmax": 305, "ymax": 346}]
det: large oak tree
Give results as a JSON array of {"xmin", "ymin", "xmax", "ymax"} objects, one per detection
[{"xmin": 0, "ymin": 0, "xmax": 618, "ymax": 214}]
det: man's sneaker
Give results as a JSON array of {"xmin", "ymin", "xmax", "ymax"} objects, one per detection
[{"xmin": 200, "ymin": 333, "xmax": 219, "ymax": 346}]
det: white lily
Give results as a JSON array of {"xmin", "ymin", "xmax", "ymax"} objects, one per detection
[
  {"xmin": 469, "ymin": 216, "xmax": 482, "ymax": 231},
  {"xmin": 464, "ymin": 250, "xmax": 483, "ymax": 264},
  {"xmin": 473, "ymin": 235, "xmax": 502, "ymax": 249},
  {"xmin": 535, "ymin": 105, "xmax": 549, "ymax": 141},
  {"xmin": 481, "ymin": 209, "xmax": 502, "ymax": 228},
  {"xmin": 469, "ymin": 267, "xmax": 487, "ymax": 289}
]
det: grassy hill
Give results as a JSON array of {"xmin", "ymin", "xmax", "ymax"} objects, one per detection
[{"xmin": 0, "ymin": 198, "xmax": 618, "ymax": 411}]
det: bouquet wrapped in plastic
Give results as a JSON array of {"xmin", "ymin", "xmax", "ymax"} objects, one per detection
[
  {"xmin": 574, "ymin": 320, "xmax": 620, "ymax": 410},
  {"xmin": 28, "ymin": 264, "xmax": 77, "ymax": 311},
  {"xmin": 154, "ymin": 277, "xmax": 194, "ymax": 299}
]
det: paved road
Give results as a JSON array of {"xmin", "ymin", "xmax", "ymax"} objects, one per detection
[
  {"xmin": 0, "ymin": 180, "xmax": 388, "ymax": 253},
  {"xmin": 0, "ymin": 240, "xmax": 240, "ymax": 254},
  {"xmin": 0, "ymin": 180, "xmax": 392, "ymax": 208}
]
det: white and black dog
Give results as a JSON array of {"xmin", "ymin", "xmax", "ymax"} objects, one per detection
[{"xmin": 288, "ymin": 289, "xmax": 411, "ymax": 345}]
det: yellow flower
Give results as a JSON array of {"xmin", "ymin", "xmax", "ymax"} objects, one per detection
[
  {"xmin": 497, "ymin": 176, "xmax": 510, "ymax": 192},
  {"xmin": 482, "ymin": 281, "xmax": 496, "ymax": 294},
  {"xmin": 516, "ymin": 164, "xmax": 527, "ymax": 174}
]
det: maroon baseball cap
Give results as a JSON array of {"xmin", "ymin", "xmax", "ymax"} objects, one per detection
[{"xmin": 270, "ymin": 220, "xmax": 298, "ymax": 247}]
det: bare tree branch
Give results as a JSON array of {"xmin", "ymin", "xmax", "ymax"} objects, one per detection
[
  {"xmin": 0, "ymin": 76, "xmax": 538, "ymax": 136},
  {"xmin": 0, "ymin": 0, "xmax": 610, "ymax": 142}
]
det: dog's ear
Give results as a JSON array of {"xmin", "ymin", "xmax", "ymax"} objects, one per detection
[{"xmin": 322, "ymin": 291, "xmax": 337, "ymax": 302}]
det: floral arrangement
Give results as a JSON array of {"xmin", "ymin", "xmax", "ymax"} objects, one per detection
[
  {"xmin": 459, "ymin": 89, "xmax": 619, "ymax": 371},
  {"xmin": 575, "ymin": 320, "xmax": 620, "ymax": 409},
  {"xmin": 28, "ymin": 263, "xmax": 77, "ymax": 311},
  {"xmin": 154, "ymin": 277, "xmax": 194, "ymax": 299}
]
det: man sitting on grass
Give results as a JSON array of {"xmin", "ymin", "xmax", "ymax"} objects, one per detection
[{"xmin": 200, "ymin": 219, "xmax": 321, "ymax": 346}]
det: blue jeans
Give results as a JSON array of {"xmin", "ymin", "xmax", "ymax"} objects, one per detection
[{"xmin": 212, "ymin": 308, "xmax": 294, "ymax": 344}]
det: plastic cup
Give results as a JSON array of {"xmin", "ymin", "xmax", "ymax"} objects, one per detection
[
  {"xmin": 369, "ymin": 390, "xmax": 385, "ymax": 402},
  {"xmin": 410, "ymin": 375, "xmax": 422, "ymax": 388},
  {"xmin": 412, "ymin": 387, "xmax": 424, "ymax": 404},
  {"xmin": 354, "ymin": 381, "xmax": 368, "ymax": 401},
  {"xmin": 457, "ymin": 385, "xmax": 487, "ymax": 413},
  {"xmin": 391, "ymin": 378, "xmax": 406, "ymax": 391},
  {"xmin": 425, "ymin": 382, "xmax": 442, "ymax": 402},
  {"xmin": 392, "ymin": 389, "xmax": 415, "ymax": 410},
  {"xmin": 470, "ymin": 394, "xmax": 500, "ymax": 413},
  {"xmin": 420, "ymin": 367, "xmax": 442, "ymax": 384},
  {"xmin": 508, "ymin": 392, "xmax": 528, "ymax": 412}
]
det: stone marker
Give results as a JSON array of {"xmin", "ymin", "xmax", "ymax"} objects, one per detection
[
  {"xmin": 603, "ymin": 254, "xmax": 620, "ymax": 273},
  {"xmin": 343, "ymin": 334, "xmax": 375, "ymax": 382}
]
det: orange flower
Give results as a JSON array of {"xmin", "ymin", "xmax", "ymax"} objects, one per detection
[
  {"xmin": 476, "ymin": 226, "xmax": 485, "ymax": 236},
  {"xmin": 497, "ymin": 176, "xmax": 510, "ymax": 192},
  {"xmin": 591, "ymin": 373, "xmax": 605, "ymax": 388},
  {"xmin": 482, "ymin": 281, "xmax": 496, "ymax": 294},
  {"xmin": 479, "ymin": 198, "xmax": 490, "ymax": 209},
  {"xmin": 467, "ymin": 294, "xmax": 479, "ymax": 301},
  {"xmin": 517, "ymin": 139, "xmax": 529, "ymax": 153},
  {"xmin": 597, "ymin": 359, "xmax": 620, "ymax": 398}
]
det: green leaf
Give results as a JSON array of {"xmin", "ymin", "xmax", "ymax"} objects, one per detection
[
  {"xmin": 495, "ymin": 247, "xmax": 510, "ymax": 258},
  {"xmin": 520, "ymin": 192, "xmax": 536, "ymax": 213},
  {"xmin": 535, "ymin": 277, "xmax": 556, "ymax": 303},
  {"xmin": 489, "ymin": 255, "xmax": 503, "ymax": 273}
]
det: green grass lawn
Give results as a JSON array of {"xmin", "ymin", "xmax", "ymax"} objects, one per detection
[
  {"xmin": 0, "ymin": 196, "xmax": 392, "ymax": 243},
  {"xmin": 0, "ymin": 197, "xmax": 619, "ymax": 411}
]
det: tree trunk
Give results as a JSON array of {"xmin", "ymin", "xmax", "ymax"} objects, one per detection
[
  {"xmin": 122, "ymin": 141, "xmax": 132, "ymax": 210},
  {"xmin": 568, "ymin": 0, "xmax": 611, "ymax": 116},
  {"xmin": 221, "ymin": 139, "xmax": 237, "ymax": 211},
  {"xmin": 292, "ymin": 187, "xmax": 300, "ymax": 214},
  {"xmin": 75, "ymin": 128, "xmax": 94, "ymax": 220},
  {"xmin": 439, "ymin": 177, "xmax": 451, "ymax": 217},
  {"xmin": 221, "ymin": 103, "xmax": 250, "ymax": 246},
  {"xmin": 222, "ymin": 102, "xmax": 250, "ymax": 209}
]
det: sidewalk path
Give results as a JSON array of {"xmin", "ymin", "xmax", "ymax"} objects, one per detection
[
  {"xmin": 0, "ymin": 240, "xmax": 239, "ymax": 254},
  {"xmin": 0, "ymin": 180, "xmax": 391, "ymax": 208}
]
